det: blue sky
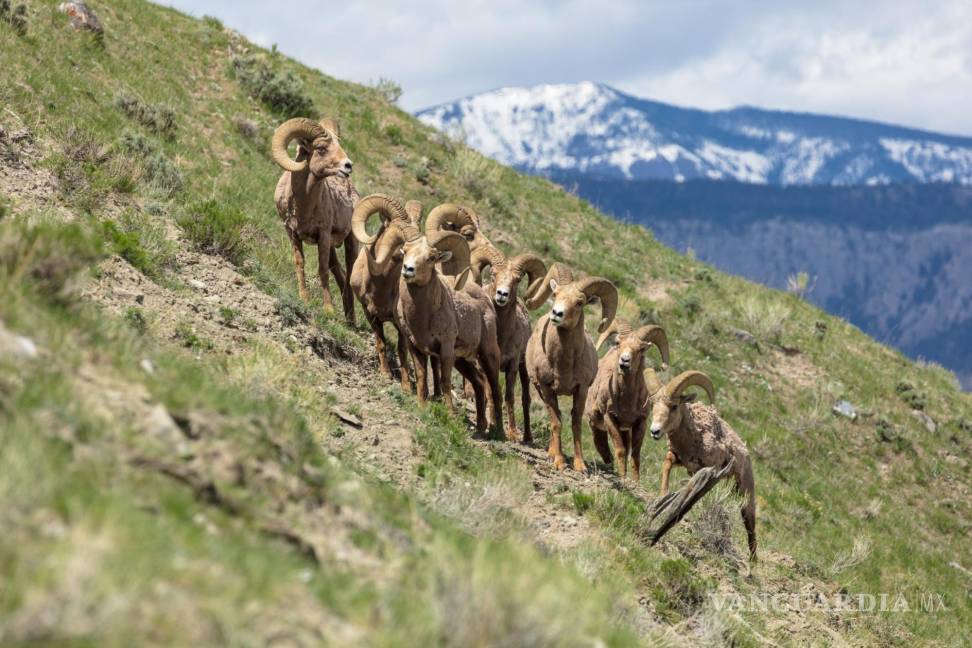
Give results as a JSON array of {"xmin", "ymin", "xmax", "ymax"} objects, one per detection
[{"xmin": 160, "ymin": 0, "xmax": 972, "ymax": 136}]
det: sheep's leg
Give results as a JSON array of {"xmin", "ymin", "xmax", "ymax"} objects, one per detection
[
  {"xmin": 479, "ymin": 348, "xmax": 504, "ymax": 439},
  {"xmin": 735, "ymin": 460, "xmax": 758, "ymax": 561},
  {"xmin": 603, "ymin": 415, "xmax": 627, "ymax": 478},
  {"xmin": 430, "ymin": 356, "xmax": 443, "ymax": 399},
  {"xmin": 328, "ymin": 245, "xmax": 355, "ymax": 326},
  {"xmin": 315, "ymin": 232, "xmax": 336, "ymax": 313},
  {"xmin": 288, "ymin": 231, "xmax": 309, "ymax": 301},
  {"xmin": 503, "ymin": 366, "xmax": 519, "ymax": 442},
  {"xmin": 367, "ymin": 316, "xmax": 393, "ymax": 381},
  {"xmin": 537, "ymin": 383, "xmax": 566, "ymax": 471},
  {"xmin": 392, "ymin": 321, "xmax": 413, "ymax": 393},
  {"xmin": 410, "ymin": 343, "xmax": 429, "ymax": 404},
  {"xmin": 438, "ymin": 346, "xmax": 456, "ymax": 415},
  {"xmin": 660, "ymin": 449, "xmax": 677, "ymax": 496},
  {"xmin": 630, "ymin": 418, "xmax": 647, "ymax": 482},
  {"xmin": 589, "ymin": 413, "xmax": 613, "ymax": 466},
  {"xmin": 518, "ymin": 361, "xmax": 532, "ymax": 445},
  {"xmin": 570, "ymin": 388, "xmax": 588, "ymax": 473},
  {"xmin": 343, "ymin": 237, "xmax": 359, "ymax": 325},
  {"xmin": 456, "ymin": 357, "xmax": 487, "ymax": 433}
]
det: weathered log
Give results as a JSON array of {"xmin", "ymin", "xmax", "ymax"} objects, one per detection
[{"xmin": 643, "ymin": 458, "xmax": 735, "ymax": 546}]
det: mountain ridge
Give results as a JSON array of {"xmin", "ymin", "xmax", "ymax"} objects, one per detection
[{"xmin": 417, "ymin": 81, "xmax": 972, "ymax": 185}]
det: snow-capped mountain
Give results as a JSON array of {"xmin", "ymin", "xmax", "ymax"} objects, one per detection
[{"xmin": 417, "ymin": 81, "xmax": 972, "ymax": 186}]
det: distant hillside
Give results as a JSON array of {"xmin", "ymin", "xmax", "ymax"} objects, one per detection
[
  {"xmin": 418, "ymin": 81, "xmax": 972, "ymax": 185},
  {"xmin": 556, "ymin": 176, "xmax": 972, "ymax": 389},
  {"xmin": 2, "ymin": 2, "xmax": 971, "ymax": 646}
]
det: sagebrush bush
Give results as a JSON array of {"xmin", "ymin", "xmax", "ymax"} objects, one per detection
[
  {"xmin": 143, "ymin": 152, "xmax": 183, "ymax": 198},
  {"xmin": 177, "ymin": 199, "xmax": 248, "ymax": 265},
  {"xmin": 0, "ymin": 218, "xmax": 103, "ymax": 301},
  {"xmin": 229, "ymin": 54, "xmax": 312, "ymax": 116},
  {"xmin": 114, "ymin": 93, "xmax": 177, "ymax": 136},
  {"xmin": 372, "ymin": 77, "xmax": 402, "ymax": 104},
  {"xmin": 449, "ymin": 148, "xmax": 501, "ymax": 199}
]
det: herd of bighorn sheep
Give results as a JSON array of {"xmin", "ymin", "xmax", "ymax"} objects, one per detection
[{"xmin": 270, "ymin": 117, "xmax": 757, "ymax": 559}]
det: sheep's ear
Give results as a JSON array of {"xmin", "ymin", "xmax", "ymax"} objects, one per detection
[
  {"xmin": 437, "ymin": 250, "xmax": 454, "ymax": 263},
  {"xmin": 454, "ymin": 267, "xmax": 470, "ymax": 290},
  {"xmin": 586, "ymin": 295, "xmax": 599, "ymax": 305}
]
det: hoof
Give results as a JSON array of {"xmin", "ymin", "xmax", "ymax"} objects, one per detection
[
  {"xmin": 552, "ymin": 454, "xmax": 567, "ymax": 471},
  {"xmin": 573, "ymin": 458, "xmax": 588, "ymax": 473},
  {"xmin": 504, "ymin": 426, "xmax": 520, "ymax": 442}
]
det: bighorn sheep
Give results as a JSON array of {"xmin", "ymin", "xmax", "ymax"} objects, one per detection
[
  {"xmin": 525, "ymin": 264, "xmax": 617, "ymax": 471},
  {"xmin": 272, "ymin": 117, "xmax": 359, "ymax": 323},
  {"xmin": 645, "ymin": 370, "xmax": 757, "ymax": 559},
  {"xmin": 424, "ymin": 203, "xmax": 491, "ymax": 276},
  {"xmin": 350, "ymin": 194, "xmax": 420, "ymax": 392},
  {"xmin": 394, "ymin": 225, "xmax": 504, "ymax": 435},
  {"xmin": 586, "ymin": 318, "xmax": 669, "ymax": 480},
  {"xmin": 469, "ymin": 245, "xmax": 546, "ymax": 442}
]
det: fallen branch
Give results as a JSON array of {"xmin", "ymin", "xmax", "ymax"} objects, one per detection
[{"xmin": 643, "ymin": 458, "xmax": 735, "ymax": 546}]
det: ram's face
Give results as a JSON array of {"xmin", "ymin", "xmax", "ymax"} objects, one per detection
[
  {"xmin": 401, "ymin": 238, "xmax": 450, "ymax": 285},
  {"xmin": 491, "ymin": 267, "xmax": 519, "ymax": 308},
  {"xmin": 649, "ymin": 394, "xmax": 697, "ymax": 440},
  {"xmin": 548, "ymin": 281, "xmax": 590, "ymax": 329},
  {"xmin": 302, "ymin": 130, "xmax": 352, "ymax": 179},
  {"xmin": 615, "ymin": 336, "xmax": 647, "ymax": 374}
]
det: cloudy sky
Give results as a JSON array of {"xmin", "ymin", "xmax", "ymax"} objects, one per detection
[{"xmin": 161, "ymin": 0, "xmax": 972, "ymax": 136}]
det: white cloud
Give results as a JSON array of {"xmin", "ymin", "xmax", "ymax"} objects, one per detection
[{"xmin": 158, "ymin": 0, "xmax": 972, "ymax": 136}]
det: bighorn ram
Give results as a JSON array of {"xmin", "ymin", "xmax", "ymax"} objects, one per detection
[
  {"xmin": 350, "ymin": 194, "xmax": 421, "ymax": 392},
  {"xmin": 586, "ymin": 318, "xmax": 669, "ymax": 480},
  {"xmin": 470, "ymin": 245, "xmax": 546, "ymax": 442},
  {"xmin": 424, "ymin": 203, "xmax": 491, "ymax": 276},
  {"xmin": 645, "ymin": 370, "xmax": 757, "ymax": 559},
  {"xmin": 525, "ymin": 264, "xmax": 617, "ymax": 471},
  {"xmin": 395, "ymin": 224, "xmax": 504, "ymax": 435},
  {"xmin": 272, "ymin": 117, "xmax": 359, "ymax": 323}
]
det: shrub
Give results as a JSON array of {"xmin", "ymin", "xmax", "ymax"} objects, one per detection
[
  {"xmin": 651, "ymin": 558, "xmax": 709, "ymax": 618},
  {"xmin": 233, "ymin": 116, "xmax": 260, "ymax": 141},
  {"xmin": 229, "ymin": 54, "xmax": 312, "ymax": 117},
  {"xmin": 124, "ymin": 307, "xmax": 147, "ymax": 334},
  {"xmin": 174, "ymin": 322, "xmax": 213, "ymax": 351},
  {"xmin": 0, "ymin": 218, "xmax": 103, "ymax": 302},
  {"xmin": 412, "ymin": 157, "xmax": 431, "ymax": 185},
  {"xmin": 0, "ymin": 194, "xmax": 8, "ymax": 220},
  {"xmin": 274, "ymin": 294, "xmax": 310, "ymax": 327},
  {"xmin": 114, "ymin": 93, "xmax": 177, "ymax": 137},
  {"xmin": 117, "ymin": 130, "xmax": 156, "ymax": 157},
  {"xmin": 449, "ymin": 148, "xmax": 500, "ymax": 199},
  {"xmin": 1, "ymin": 1, "xmax": 27, "ymax": 36},
  {"xmin": 384, "ymin": 124, "xmax": 404, "ymax": 145},
  {"xmin": 372, "ymin": 77, "xmax": 402, "ymax": 104},
  {"xmin": 143, "ymin": 152, "xmax": 184, "ymax": 198},
  {"xmin": 176, "ymin": 199, "xmax": 247, "ymax": 265},
  {"xmin": 895, "ymin": 380, "xmax": 927, "ymax": 411}
]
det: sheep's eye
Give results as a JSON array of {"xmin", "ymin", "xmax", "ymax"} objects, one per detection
[
  {"xmin": 315, "ymin": 145, "xmax": 328, "ymax": 154},
  {"xmin": 669, "ymin": 404, "xmax": 677, "ymax": 412}
]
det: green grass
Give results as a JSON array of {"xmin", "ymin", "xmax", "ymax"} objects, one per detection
[{"xmin": 1, "ymin": 0, "xmax": 970, "ymax": 644}]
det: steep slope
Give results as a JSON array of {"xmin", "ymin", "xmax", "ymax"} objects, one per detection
[
  {"xmin": 418, "ymin": 81, "xmax": 972, "ymax": 185},
  {"xmin": 2, "ymin": 2, "xmax": 971, "ymax": 646}
]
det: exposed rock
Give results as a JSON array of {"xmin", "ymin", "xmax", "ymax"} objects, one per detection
[
  {"xmin": 832, "ymin": 400, "xmax": 857, "ymax": 421},
  {"xmin": 732, "ymin": 329, "xmax": 757, "ymax": 345},
  {"xmin": 911, "ymin": 409, "xmax": 937, "ymax": 434},
  {"xmin": 0, "ymin": 322, "xmax": 39, "ymax": 360},
  {"xmin": 58, "ymin": 1, "xmax": 103, "ymax": 34},
  {"xmin": 331, "ymin": 408, "xmax": 362, "ymax": 429}
]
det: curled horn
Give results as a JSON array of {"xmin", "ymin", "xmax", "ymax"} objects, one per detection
[
  {"xmin": 666, "ymin": 371, "xmax": 715, "ymax": 403},
  {"xmin": 643, "ymin": 368, "xmax": 665, "ymax": 405},
  {"xmin": 352, "ymin": 194, "xmax": 407, "ymax": 246},
  {"xmin": 575, "ymin": 276, "xmax": 618, "ymax": 334},
  {"xmin": 404, "ymin": 200, "xmax": 423, "ymax": 225},
  {"xmin": 319, "ymin": 117, "xmax": 340, "ymax": 138},
  {"xmin": 595, "ymin": 317, "xmax": 634, "ymax": 352},
  {"xmin": 525, "ymin": 263, "xmax": 574, "ymax": 310},
  {"xmin": 470, "ymin": 244, "xmax": 507, "ymax": 284},
  {"xmin": 271, "ymin": 118, "xmax": 325, "ymax": 173},
  {"xmin": 429, "ymin": 231, "xmax": 471, "ymax": 279},
  {"xmin": 633, "ymin": 325, "xmax": 670, "ymax": 369},
  {"xmin": 425, "ymin": 203, "xmax": 477, "ymax": 239},
  {"xmin": 509, "ymin": 253, "xmax": 546, "ymax": 294}
]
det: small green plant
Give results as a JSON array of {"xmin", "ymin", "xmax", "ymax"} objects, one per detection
[
  {"xmin": 0, "ymin": 194, "xmax": 8, "ymax": 220},
  {"xmin": 372, "ymin": 77, "xmax": 402, "ymax": 104},
  {"xmin": 229, "ymin": 54, "xmax": 312, "ymax": 116},
  {"xmin": 233, "ymin": 116, "xmax": 260, "ymax": 141},
  {"xmin": 412, "ymin": 157, "xmax": 431, "ymax": 185},
  {"xmin": 274, "ymin": 294, "xmax": 310, "ymax": 327},
  {"xmin": 0, "ymin": 1, "xmax": 27, "ymax": 36},
  {"xmin": 176, "ymin": 199, "xmax": 247, "ymax": 265},
  {"xmin": 786, "ymin": 270, "xmax": 813, "ymax": 298},
  {"xmin": 218, "ymin": 306, "xmax": 238, "ymax": 326},
  {"xmin": 0, "ymin": 218, "xmax": 103, "ymax": 301},
  {"xmin": 114, "ymin": 93, "xmax": 177, "ymax": 137},
  {"xmin": 571, "ymin": 490, "xmax": 594, "ymax": 514},
  {"xmin": 173, "ymin": 322, "xmax": 213, "ymax": 351},
  {"xmin": 956, "ymin": 418, "xmax": 972, "ymax": 435},
  {"xmin": 117, "ymin": 130, "xmax": 157, "ymax": 157},
  {"xmin": 143, "ymin": 152, "xmax": 183, "ymax": 198},
  {"xmin": 384, "ymin": 124, "xmax": 404, "ymax": 145},
  {"xmin": 895, "ymin": 380, "xmax": 927, "ymax": 411},
  {"xmin": 449, "ymin": 147, "xmax": 500, "ymax": 199},
  {"xmin": 124, "ymin": 307, "xmax": 147, "ymax": 334},
  {"xmin": 392, "ymin": 154, "xmax": 407, "ymax": 168},
  {"xmin": 651, "ymin": 558, "xmax": 710, "ymax": 619}
]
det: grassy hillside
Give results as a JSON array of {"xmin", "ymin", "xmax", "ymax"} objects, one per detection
[{"xmin": 2, "ymin": 1, "xmax": 971, "ymax": 645}]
